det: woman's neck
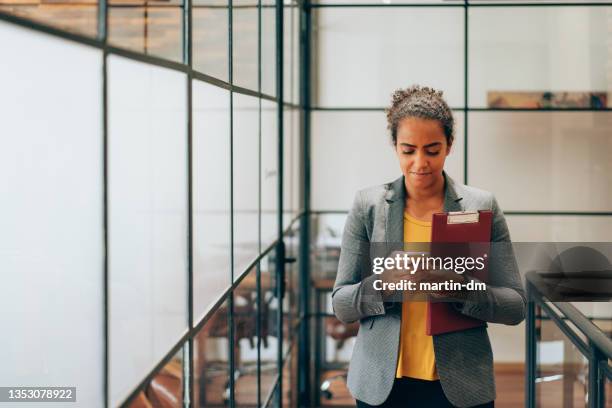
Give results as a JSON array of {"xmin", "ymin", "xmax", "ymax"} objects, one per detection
[{"xmin": 404, "ymin": 173, "xmax": 445, "ymax": 202}]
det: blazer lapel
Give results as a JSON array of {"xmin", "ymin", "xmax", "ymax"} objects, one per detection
[
  {"xmin": 384, "ymin": 176, "xmax": 406, "ymax": 243},
  {"xmin": 443, "ymin": 171, "xmax": 464, "ymax": 213}
]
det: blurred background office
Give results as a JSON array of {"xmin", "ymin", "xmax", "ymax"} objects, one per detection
[{"xmin": 0, "ymin": 0, "xmax": 611, "ymax": 407}]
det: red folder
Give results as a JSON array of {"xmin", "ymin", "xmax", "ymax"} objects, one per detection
[{"xmin": 426, "ymin": 210, "xmax": 492, "ymax": 335}]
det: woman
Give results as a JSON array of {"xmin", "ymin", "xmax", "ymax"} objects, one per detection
[{"xmin": 332, "ymin": 85, "xmax": 526, "ymax": 408}]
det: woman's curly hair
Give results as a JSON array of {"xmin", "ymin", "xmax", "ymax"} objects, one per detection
[{"xmin": 385, "ymin": 85, "xmax": 454, "ymax": 146}]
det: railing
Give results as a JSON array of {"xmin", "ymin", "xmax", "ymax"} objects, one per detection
[{"xmin": 525, "ymin": 271, "xmax": 612, "ymax": 408}]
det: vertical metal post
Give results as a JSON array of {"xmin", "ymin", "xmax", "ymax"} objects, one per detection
[
  {"xmin": 276, "ymin": 0, "xmax": 285, "ymax": 403},
  {"xmin": 588, "ymin": 342, "xmax": 605, "ymax": 408},
  {"xmin": 525, "ymin": 283, "xmax": 536, "ymax": 408},
  {"xmin": 184, "ymin": 0, "xmax": 194, "ymax": 403},
  {"xmin": 463, "ymin": 0, "xmax": 468, "ymax": 184},
  {"xmin": 297, "ymin": 0, "xmax": 311, "ymax": 405},
  {"xmin": 228, "ymin": 0, "xmax": 235, "ymax": 405},
  {"xmin": 257, "ymin": 0, "xmax": 263, "ymax": 404},
  {"xmin": 98, "ymin": 0, "xmax": 109, "ymax": 406}
]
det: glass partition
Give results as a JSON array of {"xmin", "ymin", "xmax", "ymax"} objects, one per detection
[
  {"xmin": 260, "ymin": 249, "xmax": 280, "ymax": 405},
  {"xmin": 0, "ymin": 0, "xmax": 97, "ymax": 37},
  {"xmin": 0, "ymin": 21, "xmax": 104, "ymax": 408},
  {"xmin": 108, "ymin": 3, "xmax": 183, "ymax": 62},
  {"xmin": 194, "ymin": 299, "xmax": 231, "ymax": 407},
  {"xmin": 312, "ymin": 7, "xmax": 464, "ymax": 108},
  {"xmin": 468, "ymin": 112, "xmax": 612, "ymax": 212},
  {"xmin": 127, "ymin": 346, "xmax": 185, "ymax": 408},
  {"xmin": 469, "ymin": 6, "xmax": 612, "ymax": 108},
  {"xmin": 193, "ymin": 80, "xmax": 232, "ymax": 318},
  {"xmin": 107, "ymin": 55, "xmax": 189, "ymax": 406},
  {"xmin": 193, "ymin": 0, "xmax": 229, "ymax": 81},
  {"xmin": 535, "ymin": 307, "xmax": 589, "ymax": 408}
]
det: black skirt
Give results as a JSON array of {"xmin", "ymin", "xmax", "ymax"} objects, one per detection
[{"xmin": 355, "ymin": 377, "xmax": 495, "ymax": 408}]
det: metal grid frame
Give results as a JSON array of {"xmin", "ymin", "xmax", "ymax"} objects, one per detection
[{"xmin": 0, "ymin": 0, "xmax": 302, "ymax": 405}]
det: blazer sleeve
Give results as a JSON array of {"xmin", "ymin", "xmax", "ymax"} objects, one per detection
[
  {"xmin": 454, "ymin": 195, "xmax": 527, "ymax": 325},
  {"xmin": 331, "ymin": 191, "xmax": 386, "ymax": 324}
]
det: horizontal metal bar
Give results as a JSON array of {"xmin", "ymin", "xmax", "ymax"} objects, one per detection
[
  {"xmin": 310, "ymin": 2, "xmax": 465, "ymax": 7},
  {"xmin": 312, "ymin": 106, "xmax": 612, "ymax": 113},
  {"xmin": 310, "ymin": 1, "xmax": 612, "ymax": 7},
  {"xmin": 505, "ymin": 211, "xmax": 612, "ymax": 216},
  {"xmin": 312, "ymin": 106, "xmax": 465, "ymax": 111},
  {"xmin": 0, "ymin": 11, "xmax": 283, "ymax": 103},
  {"xmin": 309, "ymin": 209, "xmax": 612, "ymax": 216}
]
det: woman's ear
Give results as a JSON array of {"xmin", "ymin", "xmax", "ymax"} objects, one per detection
[{"xmin": 446, "ymin": 143, "xmax": 452, "ymax": 156}]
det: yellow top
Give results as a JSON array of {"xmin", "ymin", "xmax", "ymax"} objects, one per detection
[{"xmin": 395, "ymin": 213, "xmax": 438, "ymax": 380}]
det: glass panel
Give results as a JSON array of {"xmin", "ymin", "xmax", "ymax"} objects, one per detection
[
  {"xmin": 282, "ymin": 223, "xmax": 300, "ymax": 354},
  {"xmin": 468, "ymin": 112, "xmax": 612, "ymax": 212},
  {"xmin": 264, "ymin": 384, "xmax": 279, "ymax": 408},
  {"xmin": 309, "ymin": 213, "xmax": 355, "ymax": 406},
  {"xmin": 261, "ymin": 0, "xmax": 276, "ymax": 96},
  {"xmin": 536, "ymin": 306, "xmax": 590, "ymax": 408},
  {"xmin": 283, "ymin": 2, "xmax": 294, "ymax": 103},
  {"xmin": 292, "ymin": 108, "xmax": 301, "ymax": 214},
  {"xmin": 313, "ymin": 8, "xmax": 464, "ymax": 108},
  {"xmin": 469, "ymin": 7, "xmax": 612, "ymax": 108},
  {"xmin": 292, "ymin": 3, "xmax": 299, "ymax": 105},
  {"xmin": 193, "ymin": 0, "xmax": 229, "ymax": 81},
  {"xmin": 506, "ymin": 215, "xmax": 612, "ymax": 242},
  {"xmin": 0, "ymin": 0, "xmax": 97, "ymax": 37},
  {"xmin": 605, "ymin": 371, "xmax": 612, "ymax": 408},
  {"xmin": 234, "ymin": 266, "xmax": 259, "ymax": 407},
  {"xmin": 233, "ymin": 93, "xmax": 260, "ymax": 279},
  {"xmin": 194, "ymin": 300, "xmax": 231, "ymax": 407},
  {"xmin": 311, "ymin": 111, "xmax": 464, "ymax": 210},
  {"xmin": 281, "ymin": 346, "xmax": 298, "ymax": 408},
  {"xmin": 107, "ymin": 55, "xmax": 188, "ymax": 406},
  {"xmin": 193, "ymin": 80, "xmax": 232, "ymax": 319},
  {"xmin": 233, "ymin": 0, "xmax": 258, "ymax": 90},
  {"xmin": 283, "ymin": 107, "xmax": 294, "ymax": 226},
  {"xmin": 108, "ymin": 5, "xmax": 183, "ymax": 62},
  {"xmin": 0, "ymin": 22, "xmax": 103, "ymax": 407},
  {"xmin": 260, "ymin": 249, "xmax": 280, "ymax": 405},
  {"xmin": 570, "ymin": 302, "xmax": 612, "ymax": 335},
  {"xmin": 286, "ymin": 220, "xmax": 301, "ymax": 334},
  {"xmin": 261, "ymin": 99, "xmax": 279, "ymax": 248},
  {"xmin": 127, "ymin": 346, "xmax": 185, "ymax": 408}
]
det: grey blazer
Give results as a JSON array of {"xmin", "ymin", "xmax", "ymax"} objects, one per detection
[{"xmin": 332, "ymin": 172, "xmax": 526, "ymax": 407}]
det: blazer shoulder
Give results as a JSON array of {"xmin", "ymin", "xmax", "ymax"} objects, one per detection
[
  {"xmin": 455, "ymin": 182, "xmax": 496, "ymax": 209},
  {"xmin": 356, "ymin": 181, "xmax": 396, "ymax": 207}
]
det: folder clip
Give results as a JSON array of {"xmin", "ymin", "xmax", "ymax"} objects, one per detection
[{"xmin": 447, "ymin": 211, "xmax": 479, "ymax": 224}]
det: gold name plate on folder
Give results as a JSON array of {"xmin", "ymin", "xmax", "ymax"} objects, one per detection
[{"xmin": 447, "ymin": 211, "xmax": 480, "ymax": 224}]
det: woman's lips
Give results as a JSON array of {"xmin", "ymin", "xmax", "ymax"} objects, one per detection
[{"xmin": 410, "ymin": 172, "xmax": 432, "ymax": 177}]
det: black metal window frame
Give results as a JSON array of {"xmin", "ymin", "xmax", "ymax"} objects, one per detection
[{"xmin": 0, "ymin": 0, "xmax": 303, "ymax": 405}]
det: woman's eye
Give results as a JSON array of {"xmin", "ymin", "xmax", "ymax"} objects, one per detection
[
  {"xmin": 426, "ymin": 151, "xmax": 440, "ymax": 156},
  {"xmin": 402, "ymin": 150, "xmax": 415, "ymax": 155}
]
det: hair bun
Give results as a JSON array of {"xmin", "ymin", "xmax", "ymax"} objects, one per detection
[{"xmin": 391, "ymin": 85, "xmax": 444, "ymax": 107}]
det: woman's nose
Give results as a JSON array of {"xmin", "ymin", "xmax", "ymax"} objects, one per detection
[{"xmin": 413, "ymin": 152, "xmax": 428, "ymax": 168}]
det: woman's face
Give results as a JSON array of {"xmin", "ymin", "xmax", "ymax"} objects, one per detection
[{"xmin": 395, "ymin": 117, "xmax": 451, "ymax": 189}]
